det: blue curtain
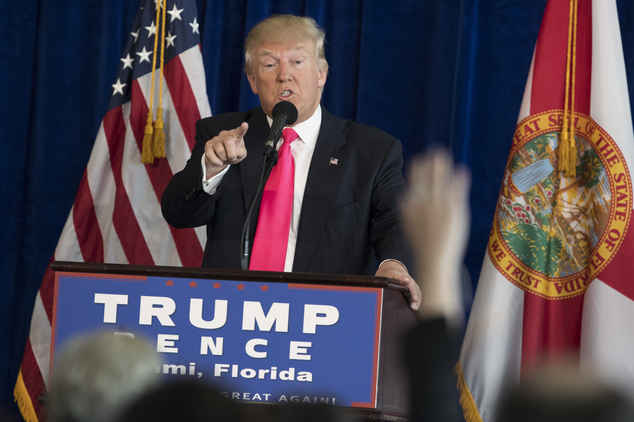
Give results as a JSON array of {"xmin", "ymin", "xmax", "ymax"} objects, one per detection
[{"xmin": 2, "ymin": 0, "xmax": 634, "ymax": 417}]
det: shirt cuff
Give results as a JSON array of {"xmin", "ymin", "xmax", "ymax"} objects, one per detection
[
  {"xmin": 201, "ymin": 154, "xmax": 230, "ymax": 195},
  {"xmin": 379, "ymin": 259, "xmax": 409, "ymax": 273}
]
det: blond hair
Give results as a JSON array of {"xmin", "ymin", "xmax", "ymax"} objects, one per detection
[{"xmin": 244, "ymin": 15, "xmax": 328, "ymax": 75}]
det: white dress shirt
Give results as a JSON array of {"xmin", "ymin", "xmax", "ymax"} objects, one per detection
[{"xmin": 201, "ymin": 105, "xmax": 322, "ymax": 272}]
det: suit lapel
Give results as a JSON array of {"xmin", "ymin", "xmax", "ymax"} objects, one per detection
[{"xmin": 293, "ymin": 107, "xmax": 348, "ymax": 272}]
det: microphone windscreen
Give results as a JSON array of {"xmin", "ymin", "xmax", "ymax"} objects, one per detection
[{"xmin": 273, "ymin": 101, "xmax": 298, "ymax": 126}]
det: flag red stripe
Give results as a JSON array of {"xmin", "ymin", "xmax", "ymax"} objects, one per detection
[
  {"xmin": 164, "ymin": 55, "xmax": 201, "ymax": 150},
  {"xmin": 530, "ymin": 0, "xmax": 592, "ymax": 115},
  {"xmin": 161, "ymin": 57, "xmax": 205, "ymax": 265},
  {"xmin": 21, "ymin": 339, "xmax": 46, "ymax": 420},
  {"xmin": 102, "ymin": 107, "xmax": 155, "ymax": 265},
  {"xmin": 73, "ymin": 171, "xmax": 105, "ymax": 264},
  {"xmin": 130, "ymin": 81, "xmax": 203, "ymax": 267},
  {"xmin": 571, "ymin": 0, "xmax": 592, "ymax": 115},
  {"xmin": 597, "ymin": 226, "xmax": 634, "ymax": 301},
  {"xmin": 522, "ymin": 0, "xmax": 592, "ymax": 370},
  {"xmin": 39, "ymin": 262, "xmax": 56, "ymax": 322},
  {"xmin": 165, "ymin": 215, "xmax": 204, "ymax": 267},
  {"xmin": 129, "ymin": 80, "xmax": 149, "ymax": 149},
  {"xmin": 530, "ymin": 0, "xmax": 569, "ymax": 111},
  {"xmin": 521, "ymin": 294, "xmax": 584, "ymax": 374}
]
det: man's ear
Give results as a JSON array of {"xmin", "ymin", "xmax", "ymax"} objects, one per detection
[
  {"xmin": 247, "ymin": 73, "xmax": 258, "ymax": 95},
  {"xmin": 317, "ymin": 68, "xmax": 327, "ymax": 89}
]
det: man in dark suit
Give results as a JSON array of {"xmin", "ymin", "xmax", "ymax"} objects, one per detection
[{"xmin": 161, "ymin": 14, "xmax": 421, "ymax": 309}]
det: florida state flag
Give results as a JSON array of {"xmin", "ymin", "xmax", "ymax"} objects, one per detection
[{"xmin": 457, "ymin": 1, "xmax": 634, "ymax": 420}]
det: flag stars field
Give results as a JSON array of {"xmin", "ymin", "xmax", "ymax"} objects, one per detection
[
  {"xmin": 166, "ymin": 31, "xmax": 176, "ymax": 48},
  {"xmin": 120, "ymin": 54, "xmax": 134, "ymax": 70},
  {"xmin": 111, "ymin": 79, "xmax": 126, "ymax": 96},
  {"xmin": 145, "ymin": 21, "xmax": 157, "ymax": 37},
  {"xmin": 190, "ymin": 17, "xmax": 199, "ymax": 34},
  {"xmin": 167, "ymin": 4, "xmax": 184, "ymax": 22},
  {"xmin": 137, "ymin": 46, "xmax": 152, "ymax": 63}
]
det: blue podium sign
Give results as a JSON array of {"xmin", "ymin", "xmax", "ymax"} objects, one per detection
[{"xmin": 52, "ymin": 272, "xmax": 384, "ymax": 407}]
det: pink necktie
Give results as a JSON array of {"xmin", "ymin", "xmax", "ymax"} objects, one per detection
[{"xmin": 249, "ymin": 128, "xmax": 298, "ymax": 271}]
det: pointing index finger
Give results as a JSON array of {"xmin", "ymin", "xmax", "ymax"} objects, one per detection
[{"xmin": 234, "ymin": 122, "xmax": 249, "ymax": 140}]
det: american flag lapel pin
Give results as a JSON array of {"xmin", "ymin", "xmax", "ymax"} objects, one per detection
[{"xmin": 329, "ymin": 157, "xmax": 338, "ymax": 166}]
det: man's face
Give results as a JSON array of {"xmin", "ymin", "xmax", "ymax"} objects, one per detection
[{"xmin": 247, "ymin": 40, "xmax": 327, "ymax": 125}]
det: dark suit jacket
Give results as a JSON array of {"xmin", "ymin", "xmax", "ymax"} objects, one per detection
[{"xmin": 161, "ymin": 105, "xmax": 412, "ymax": 275}]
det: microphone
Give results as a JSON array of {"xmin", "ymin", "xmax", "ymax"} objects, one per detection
[{"xmin": 263, "ymin": 101, "xmax": 298, "ymax": 158}]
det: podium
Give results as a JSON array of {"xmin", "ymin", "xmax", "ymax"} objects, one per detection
[{"xmin": 51, "ymin": 261, "xmax": 418, "ymax": 421}]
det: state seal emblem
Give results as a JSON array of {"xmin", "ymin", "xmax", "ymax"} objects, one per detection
[{"xmin": 488, "ymin": 110, "xmax": 632, "ymax": 299}]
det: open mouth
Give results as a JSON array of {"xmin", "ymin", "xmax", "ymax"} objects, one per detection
[{"xmin": 280, "ymin": 89, "xmax": 293, "ymax": 99}]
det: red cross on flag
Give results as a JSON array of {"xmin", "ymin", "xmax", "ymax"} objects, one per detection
[{"xmin": 457, "ymin": 1, "xmax": 634, "ymax": 420}]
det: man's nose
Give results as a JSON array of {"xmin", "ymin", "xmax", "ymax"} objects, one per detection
[{"xmin": 277, "ymin": 62, "xmax": 292, "ymax": 82}]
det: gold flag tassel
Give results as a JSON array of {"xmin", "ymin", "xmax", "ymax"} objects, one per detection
[
  {"xmin": 558, "ymin": 0, "xmax": 578, "ymax": 178},
  {"xmin": 152, "ymin": 0, "xmax": 168, "ymax": 159},
  {"xmin": 141, "ymin": 0, "xmax": 164, "ymax": 164},
  {"xmin": 141, "ymin": 112, "xmax": 155, "ymax": 164}
]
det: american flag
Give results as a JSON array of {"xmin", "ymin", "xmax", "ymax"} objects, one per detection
[{"xmin": 14, "ymin": 0, "xmax": 210, "ymax": 420}]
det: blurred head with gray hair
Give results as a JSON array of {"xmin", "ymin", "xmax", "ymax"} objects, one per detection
[{"xmin": 48, "ymin": 331, "xmax": 161, "ymax": 422}]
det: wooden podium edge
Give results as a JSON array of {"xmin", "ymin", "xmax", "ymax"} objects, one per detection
[{"xmin": 50, "ymin": 261, "xmax": 411, "ymax": 299}]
